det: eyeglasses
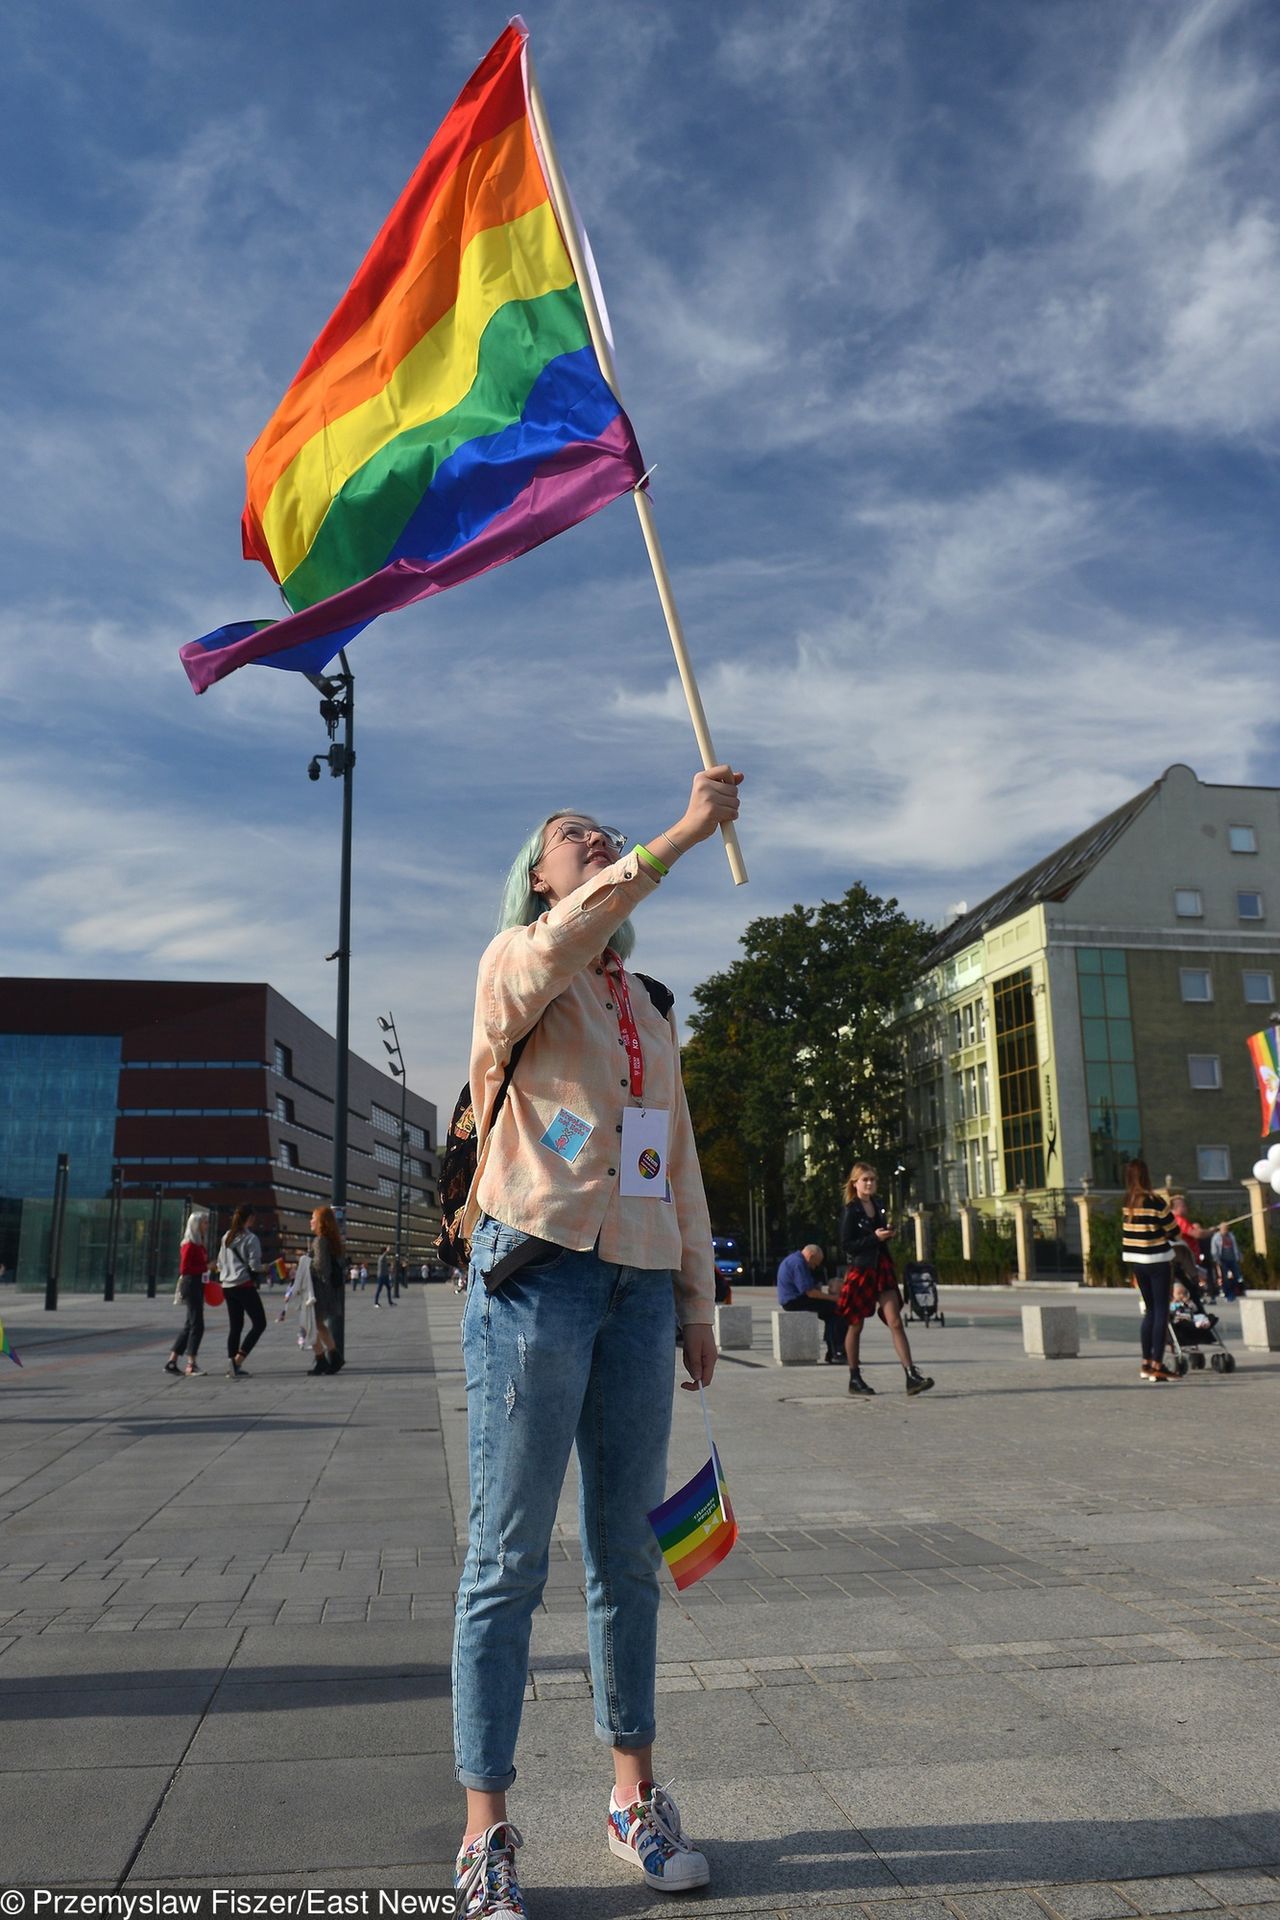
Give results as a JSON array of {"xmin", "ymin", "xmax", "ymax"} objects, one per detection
[{"xmin": 540, "ymin": 822, "xmax": 627, "ymax": 858}]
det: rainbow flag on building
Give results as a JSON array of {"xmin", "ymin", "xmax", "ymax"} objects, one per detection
[
  {"xmin": 0, "ymin": 1319, "xmax": 22, "ymax": 1369},
  {"xmin": 180, "ymin": 21, "xmax": 644, "ymax": 694},
  {"xmin": 648, "ymin": 1443, "xmax": 737, "ymax": 1592},
  {"xmin": 1247, "ymin": 1025, "xmax": 1280, "ymax": 1135}
]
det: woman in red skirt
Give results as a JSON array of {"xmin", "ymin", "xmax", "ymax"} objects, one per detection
[{"xmin": 837, "ymin": 1161, "xmax": 934, "ymax": 1398}]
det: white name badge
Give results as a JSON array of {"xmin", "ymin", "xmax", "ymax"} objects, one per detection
[
  {"xmin": 619, "ymin": 1107, "xmax": 671, "ymax": 1198},
  {"xmin": 539, "ymin": 1107, "xmax": 594, "ymax": 1163}
]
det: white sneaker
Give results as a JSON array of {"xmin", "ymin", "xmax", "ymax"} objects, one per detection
[
  {"xmin": 607, "ymin": 1781, "xmax": 710, "ymax": 1892},
  {"xmin": 454, "ymin": 1822, "xmax": 526, "ymax": 1918}
]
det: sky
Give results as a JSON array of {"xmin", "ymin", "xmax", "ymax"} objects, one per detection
[{"xmin": 3, "ymin": 0, "xmax": 1279, "ymax": 1117}]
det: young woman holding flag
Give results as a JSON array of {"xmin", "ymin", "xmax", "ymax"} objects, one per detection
[{"xmin": 451, "ymin": 767, "xmax": 742, "ymax": 1919}]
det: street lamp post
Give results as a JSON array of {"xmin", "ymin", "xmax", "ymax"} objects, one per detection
[
  {"xmin": 377, "ymin": 1014, "xmax": 408, "ymax": 1287},
  {"xmin": 306, "ymin": 653, "xmax": 355, "ymax": 1362}
]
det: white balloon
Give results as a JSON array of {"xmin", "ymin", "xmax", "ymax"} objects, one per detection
[
  {"xmin": 1254, "ymin": 1158, "xmax": 1273, "ymax": 1181},
  {"xmin": 1269, "ymin": 1142, "xmax": 1280, "ymax": 1166},
  {"xmin": 1271, "ymin": 1170, "xmax": 1280, "ymax": 1194}
]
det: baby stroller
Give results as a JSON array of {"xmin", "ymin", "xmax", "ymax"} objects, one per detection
[
  {"xmin": 901, "ymin": 1260, "xmax": 944, "ymax": 1328},
  {"xmin": 1166, "ymin": 1298, "xmax": 1236, "ymax": 1375}
]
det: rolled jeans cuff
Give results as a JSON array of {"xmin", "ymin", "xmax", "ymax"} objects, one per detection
[
  {"xmin": 595, "ymin": 1719, "xmax": 656, "ymax": 1751},
  {"xmin": 455, "ymin": 1761, "xmax": 518, "ymax": 1792}
]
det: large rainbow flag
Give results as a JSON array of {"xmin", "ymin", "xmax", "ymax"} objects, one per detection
[
  {"xmin": 180, "ymin": 21, "xmax": 644, "ymax": 694},
  {"xmin": 1247, "ymin": 1025, "xmax": 1280, "ymax": 1135},
  {"xmin": 648, "ymin": 1445, "xmax": 738, "ymax": 1592}
]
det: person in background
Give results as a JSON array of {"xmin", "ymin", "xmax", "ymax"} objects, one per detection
[
  {"xmin": 166, "ymin": 1209, "xmax": 210, "ymax": 1377},
  {"xmin": 217, "ymin": 1207, "xmax": 269, "ymax": 1380},
  {"xmin": 374, "ymin": 1246, "xmax": 396, "ymax": 1309},
  {"xmin": 776, "ymin": 1244, "xmax": 846, "ymax": 1362},
  {"xmin": 1123, "ymin": 1160, "xmax": 1179, "ymax": 1384},
  {"xmin": 1210, "ymin": 1221, "xmax": 1245, "ymax": 1300},
  {"xmin": 838, "ymin": 1163, "xmax": 934, "ymax": 1398},
  {"xmin": 307, "ymin": 1206, "xmax": 344, "ymax": 1374}
]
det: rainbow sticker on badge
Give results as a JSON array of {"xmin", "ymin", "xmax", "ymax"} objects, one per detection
[{"xmin": 620, "ymin": 1108, "xmax": 671, "ymax": 1198}]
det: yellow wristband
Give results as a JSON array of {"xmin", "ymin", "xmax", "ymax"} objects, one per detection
[{"xmin": 635, "ymin": 842, "xmax": 668, "ymax": 878}]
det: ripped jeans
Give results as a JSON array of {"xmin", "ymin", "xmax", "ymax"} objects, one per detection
[{"xmin": 451, "ymin": 1215, "xmax": 676, "ymax": 1792}]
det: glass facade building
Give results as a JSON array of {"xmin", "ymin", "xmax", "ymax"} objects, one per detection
[
  {"xmin": 1077, "ymin": 948, "xmax": 1141, "ymax": 1185},
  {"xmin": 0, "ymin": 1033, "xmax": 121, "ymax": 1199}
]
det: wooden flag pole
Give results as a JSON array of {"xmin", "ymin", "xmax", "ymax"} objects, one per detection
[{"xmin": 525, "ymin": 51, "xmax": 748, "ymax": 886}]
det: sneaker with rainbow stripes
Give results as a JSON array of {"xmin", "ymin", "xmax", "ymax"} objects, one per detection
[{"xmin": 607, "ymin": 1781, "xmax": 710, "ymax": 1892}]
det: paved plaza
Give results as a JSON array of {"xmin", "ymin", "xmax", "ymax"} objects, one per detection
[{"xmin": 2, "ymin": 1281, "xmax": 1280, "ymax": 1917}]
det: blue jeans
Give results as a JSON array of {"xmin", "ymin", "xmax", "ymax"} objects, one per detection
[{"xmin": 452, "ymin": 1217, "xmax": 676, "ymax": 1791}]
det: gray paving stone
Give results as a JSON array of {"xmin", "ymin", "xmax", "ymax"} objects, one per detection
[
  {"xmin": 1191, "ymin": 1872, "xmax": 1280, "ymax": 1906},
  {"xmin": 1037, "ymin": 1887, "xmax": 1141, "ymax": 1919},
  {"xmin": 132, "ymin": 1756, "xmax": 458, "ymax": 1878},
  {"xmin": 948, "ymin": 1893, "xmax": 1053, "ymax": 1920},
  {"xmin": 2, "ymin": 1767, "xmax": 173, "ymax": 1884},
  {"xmin": 0, "ymin": 1684, "xmax": 212, "ymax": 1769},
  {"xmin": 1111, "ymin": 1883, "xmax": 1223, "ymax": 1915},
  {"xmin": 188, "ymin": 1673, "xmax": 451, "ymax": 1762}
]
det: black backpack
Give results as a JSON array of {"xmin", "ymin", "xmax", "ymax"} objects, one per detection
[{"xmin": 435, "ymin": 972, "xmax": 675, "ymax": 1272}]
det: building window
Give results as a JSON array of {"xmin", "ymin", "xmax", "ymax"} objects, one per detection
[
  {"xmin": 1187, "ymin": 1055, "xmax": 1222, "ymax": 1090},
  {"xmin": 977, "ymin": 1062, "xmax": 990, "ymax": 1113},
  {"xmin": 278, "ymin": 1141, "xmax": 299, "ymax": 1168},
  {"xmin": 1229, "ymin": 825, "xmax": 1258, "ymax": 854},
  {"xmin": 273, "ymin": 1042, "xmax": 292, "ymax": 1077},
  {"xmin": 992, "ymin": 966, "xmax": 1045, "ymax": 1190},
  {"xmin": 1197, "ymin": 1145, "xmax": 1231, "ymax": 1182},
  {"xmin": 1238, "ymin": 890, "xmax": 1265, "ymax": 921},
  {"xmin": 951, "ymin": 1009, "xmax": 963, "ymax": 1050},
  {"xmin": 1180, "ymin": 968, "xmax": 1213, "ymax": 1003},
  {"xmin": 964, "ymin": 1002, "xmax": 976, "ymax": 1046},
  {"xmin": 371, "ymin": 1103, "xmax": 399, "ymax": 1135},
  {"xmin": 405, "ymin": 1122, "xmax": 427, "ymax": 1150},
  {"xmin": 373, "ymin": 1141, "xmax": 401, "ymax": 1169},
  {"xmin": 275, "ymin": 1094, "xmax": 294, "ymax": 1123},
  {"xmin": 1244, "ymin": 971, "xmax": 1275, "ymax": 1004},
  {"xmin": 1174, "ymin": 889, "xmax": 1203, "ymax": 919},
  {"xmin": 1077, "ymin": 948, "xmax": 1140, "ymax": 1187}
]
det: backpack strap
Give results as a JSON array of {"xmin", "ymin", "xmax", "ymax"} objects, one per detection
[{"xmin": 633, "ymin": 971, "xmax": 675, "ymax": 1019}]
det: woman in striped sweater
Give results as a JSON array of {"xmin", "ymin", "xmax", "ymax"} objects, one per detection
[{"xmin": 1122, "ymin": 1159, "xmax": 1179, "ymax": 1384}]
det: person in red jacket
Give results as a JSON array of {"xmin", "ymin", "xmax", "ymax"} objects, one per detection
[{"xmin": 166, "ymin": 1210, "xmax": 210, "ymax": 1377}]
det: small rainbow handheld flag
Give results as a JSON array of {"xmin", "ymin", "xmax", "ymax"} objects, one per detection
[
  {"xmin": 647, "ymin": 1389, "xmax": 737, "ymax": 1591},
  {"xmin": 272, "ymin": 1258, "xmax": 289, "ymax": 1283},
  {"xmin": 0, "ymin": 1318, "xmax": 23, "ymax": 1369},
  {"xmin": 180, "ymin": 19, "xmax": 644, "ymax": 693},
  {"xmin": 1247, "ymin": 1025, "xmax": 1280, "ymax": 1135}
]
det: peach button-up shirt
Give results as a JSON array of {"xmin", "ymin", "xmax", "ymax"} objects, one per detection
[{"xmin": 464, "ymin": 849, "xmax": 715, "ymax": 1325}]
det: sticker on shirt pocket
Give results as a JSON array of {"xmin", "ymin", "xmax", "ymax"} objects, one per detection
[{"xmin": 539, "ymin": 1107, "xmax": 594, "ymax": 1163}]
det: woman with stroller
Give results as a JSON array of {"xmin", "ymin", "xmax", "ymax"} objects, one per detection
[
  {"xmin": 450, "ymin": 766, "xmax": 740, "ymax": 1919},
  {"xmin": 837, "ymin": 1162, "xmax": 934, "ymax": 1398},
  {"xmin": 165, "ymin": 1209, "xmax": 210, "ymax": 1376},
  {"xmin": 1122, "ymin": 1160, "xmax": 1179, "ymax": 1383}
]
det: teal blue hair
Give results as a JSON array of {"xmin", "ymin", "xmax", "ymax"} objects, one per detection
[{"xmin": 497, "ymin": 810, "xmax": 635, "ymax": 963}]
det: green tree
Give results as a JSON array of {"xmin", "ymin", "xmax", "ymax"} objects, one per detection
[{"xmin": 682, "ymin": 886, "xmax": 930, "ymax": 1255}]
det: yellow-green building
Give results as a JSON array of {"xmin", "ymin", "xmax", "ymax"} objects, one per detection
[{"xmin": 900, "ymin": 765, "xmax": 1280, "ymax": 1223}]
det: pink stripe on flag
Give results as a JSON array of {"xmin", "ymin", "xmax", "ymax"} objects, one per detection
[{"xmin": 180, "ymin": 420, "xmax": 643, "ymax": 693}]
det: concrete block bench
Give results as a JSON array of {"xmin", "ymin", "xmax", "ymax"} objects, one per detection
[
  {"xmin": 771, "ymin": 1308, "xmax": 820, "ymax": 1365},
  {"xmin": 714, "ymin": 1302, "xmax": 753, "ymax": 1351},
  {"xmin": 1022, "ymin": 1302, "xmax": 1079, "ymax": 1358},
  {"xmin": 1240, "ymin": 1295, "xmax": 1280, "ymax": 1351}
]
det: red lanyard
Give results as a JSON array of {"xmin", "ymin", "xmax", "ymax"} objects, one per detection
[{"xmin": 604, "ymin": 950, "xmax": 644, "ymax": 1101}]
